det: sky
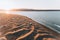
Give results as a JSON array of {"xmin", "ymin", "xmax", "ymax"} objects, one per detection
[{"xmin": 0, "ymin": 0, "xmax": 60, "ymax": 10}]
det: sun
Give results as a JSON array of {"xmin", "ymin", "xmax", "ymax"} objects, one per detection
[{"xmin": 0, "ymin": 0, "xmax": 15, "ymax": 13}]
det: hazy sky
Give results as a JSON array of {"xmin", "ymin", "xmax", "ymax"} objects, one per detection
[{"xmin": 0, "ymin": 0, "xmax": 60, "ymax": 10}]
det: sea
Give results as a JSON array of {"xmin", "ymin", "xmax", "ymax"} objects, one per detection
[{"xmin": 9, "ymin": 11, "xmax": 60, "ymax": 33}]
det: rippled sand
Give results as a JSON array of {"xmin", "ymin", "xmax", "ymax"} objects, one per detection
[{"xmin": 0, "ymin": 13, "xmax": 60, "ymax": 40}]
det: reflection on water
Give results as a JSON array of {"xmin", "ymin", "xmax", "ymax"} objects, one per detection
[{"xmin": 9, "ymin": 11, "xmax": 60, "ymax": 33}]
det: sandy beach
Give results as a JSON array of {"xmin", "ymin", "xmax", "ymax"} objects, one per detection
[{"xmin": 0, "ymin": 13, "xmax": 60, "ymax": 40}]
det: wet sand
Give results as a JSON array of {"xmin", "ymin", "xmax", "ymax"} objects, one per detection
[{"xmin": 0, "ymin": 13, "xmax": 60, "ymax": 40}]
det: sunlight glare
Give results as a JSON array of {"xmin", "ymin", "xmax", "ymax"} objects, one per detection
[{"xmin": 0, "ymin": 0, "xmax": 15, "ymax": 14}]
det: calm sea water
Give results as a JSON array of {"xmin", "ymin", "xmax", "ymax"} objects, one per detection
[{"xmin": 9, "ymin": 11, "xmax": 60, "ymax": 33}]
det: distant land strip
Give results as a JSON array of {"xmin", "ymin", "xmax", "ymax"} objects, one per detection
[{"xmin": 10, "ymin": 9, "xmax": 60, "ymax": 11}]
